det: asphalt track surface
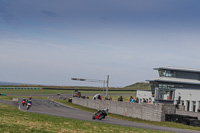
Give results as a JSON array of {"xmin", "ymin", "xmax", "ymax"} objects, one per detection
[{"xmin": 1, "ymin": 98, "xmax": 200, "ymax": 133}]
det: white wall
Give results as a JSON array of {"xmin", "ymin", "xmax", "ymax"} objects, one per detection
[
  {"xmin": 136, "ymin": 90, "xmax": 154, "ymax": 103},
  {"xmin": 174, "ymin": 89, "xmax": 200, "ymax": 101},
  {"xmin": 174, "ymin": 89, "xmax": 200, "ymax": 112}
]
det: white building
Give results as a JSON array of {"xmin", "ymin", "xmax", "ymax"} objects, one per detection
[{"xmin": 137, "ymin": 67, "xmax": 200, "ymax": 112}]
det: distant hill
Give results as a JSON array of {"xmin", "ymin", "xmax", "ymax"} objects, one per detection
[
  {"xmin": 124, "ymin": 82, "xmax": 151, "ymax": 90},
  {"xmin": 0, "ymin": 81, "xmax": 31, "ymax": 86},
  {"xmin": 0, "ymin": 81, "xmax": 151, "ymax": 90}
]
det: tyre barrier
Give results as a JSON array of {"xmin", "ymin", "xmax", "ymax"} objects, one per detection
[
  {"xmin": 0, "ymin": 93, "xmax": 7, "ymax": 96},
  {"xmin": 189, "ymin": 119, "xmax": 200, "ymax": 127},
  {"xmin": 165, "ymin": 114, "xmax": 200, "ymax": 127}
]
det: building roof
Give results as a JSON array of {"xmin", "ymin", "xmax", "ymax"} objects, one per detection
[
  {"xmin": 154, "ymin": 66, "xmax": 200, "ymax": 73},
  {"xmin": 147, "ymin": 77, "xmax": 200, "ymax": 85}
]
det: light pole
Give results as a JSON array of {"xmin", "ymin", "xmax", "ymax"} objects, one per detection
[
  {"xmin": 71, "ymin": 75, "xmax": 109, "ymax": 97},
  {"xmin": 106, "ymin": 75, "xmax": 109, "ymax": 97}
]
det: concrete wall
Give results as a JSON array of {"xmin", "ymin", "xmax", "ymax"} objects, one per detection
[
  {"xmin": 176, "ymin": 109, "xmax": 200, "ymax": 119},
  {"xmin": 72, "ymin": 98, "xmax": 176, "ymax": 122}
]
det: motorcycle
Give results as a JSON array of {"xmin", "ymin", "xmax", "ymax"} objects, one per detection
[
  {"xmin": 92, "ymin": 108, "xmax": 109, "ymax": 120},
  {"xmin": 27, "ymin": 103, "xmax": 31, "ymax": 110},
  {"xmin": 22, "ymin": 100, "xmax": 26, "ymax": 106}
]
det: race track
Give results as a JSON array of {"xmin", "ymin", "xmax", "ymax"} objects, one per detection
[{"xmin": 14, "ymin": 98, "xmax": 200, "ymax": 133}]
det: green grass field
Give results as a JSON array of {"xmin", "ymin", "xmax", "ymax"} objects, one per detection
[
  {"xmin": 0, "ymin": 89, "xmax": 135, "ymax": 95},
  {"xmin": 0, "ymin": 82, "xmax": 150, "ymax": 90},
  {"xmin": 0, "ymin": 103, "xmax": 170, "ymax": 133},
  {"xmin": 0, "ymin": 95, "xmax": 48, "ymax": 100},
  {"xmin": 0, "ymin": 89, "xmax": 135, "ymax": 102},
  {"xmin": 0, "ymin": 89, "xmax": 72, "ymax": 94}
]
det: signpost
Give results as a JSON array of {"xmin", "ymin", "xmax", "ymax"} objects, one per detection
[{"xmin": 71, "ymin": 75, "xmax": 109, "ymax": 97}]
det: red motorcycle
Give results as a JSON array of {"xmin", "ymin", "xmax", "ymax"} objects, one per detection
[
  {"xmin": 22, "ymin": 99, "xmax": 26, "ymax": 106},
  {"xmin": 92, "ymin": 108, "xmax": 109, "ymax": 120}
]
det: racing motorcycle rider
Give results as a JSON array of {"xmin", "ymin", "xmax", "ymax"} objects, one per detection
[
  {"xmin": 26, "ymin": 100, "xmax": 32, "ymax": 110},
  {"xmin": 93, "ymin": 108, "xmax": 109, "ymax": 120},
  {"xmin": 22, "ymin": 98, "xmax": 26, "ymax": 106}
]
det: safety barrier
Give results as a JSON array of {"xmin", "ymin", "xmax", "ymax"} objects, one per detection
[
  {"xmin": 165, "ymin": 114, "xmax": 200, "ymax": 127},
  {"xmin": 0, "ymin": 87, "xmax": 42, "ymax": 90}
]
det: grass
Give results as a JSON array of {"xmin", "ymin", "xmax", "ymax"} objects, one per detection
[
  {"xmin": 54, "ymin": 99, "xmax": 200, "ymax": 132},
  {"xmin": 0, "ymin": 103, "xmax": 170, "ymax": 133},
  {"xmin": 0, "ymin": 82, "xmax": 149, "ymax": 90},
  {"xmin": 0, "ymin": 89, "xmax": 135, "ymax": 102},
  {"xmin": 0, "ymin": 95, "xmax": 48, "ymax": 100},
  {"xmin": 0, "ymin": 89, "xmax": 135, "ymax": 95},
  {"xmin": 0, "ymin": 89, "xmax": 73, "ymax": 94},
  {"xmin": 124, "ymin": 82, "xmax": 151, "ymax": 90}
]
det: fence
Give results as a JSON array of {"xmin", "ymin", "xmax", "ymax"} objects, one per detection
[{"xmin": 0, "ymin": 87, "xmax": 42, "ymax": 90}]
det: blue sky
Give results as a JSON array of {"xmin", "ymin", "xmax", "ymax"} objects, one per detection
[{"xmin": 1, "ymin": 0, "xmax": 200, "ymax": 87}]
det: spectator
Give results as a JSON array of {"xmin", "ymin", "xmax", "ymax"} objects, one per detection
[
  {"xmin": 118, "ymin": 96, "xmax": 123, "ymax": 102},
  {"xmin": 148, "ymin": 98, "xmax": 152, "ymax": 103},
  {"xmin": 135, "ymin": 97, "xmax": 139, "ymax": 103},
  {"xmin": 131, "ymin": 98, "xmax": 135, "ymax": 102},
  {"xmin": 97, "ymin": 95, "xmax": 101, "ymax": 100},
  {"xmin": 130, "ymin": 96, "xmax": 133, "ymax": 102},
  {"xmin": 143, "ymin": 98, "xmax": 147, "ymax": 103},
  {"xmin": 93, "ymin": 94, "xmax": 101, "ymax": 100}
]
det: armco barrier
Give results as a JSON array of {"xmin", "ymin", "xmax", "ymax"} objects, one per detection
[
  {"xmin": 0, "ymin": 87, "xmax": 42, "ymax": 89},
  {"xmin": 72, "ymin": 97, "xmax": 176, "ymax": 122}
]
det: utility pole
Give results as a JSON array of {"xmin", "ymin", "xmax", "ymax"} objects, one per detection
[{"xmin": 106, "ymin": 75, "xmax": 109, "ymax": 98}]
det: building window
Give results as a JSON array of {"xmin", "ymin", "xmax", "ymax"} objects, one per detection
[
  {"xmin": 159, "ymin": 70, "xmax": 176, "ymax": 77},
  {"xmin": 158, "ymin": 84, "xmax": 175, "ymax": 89},
  {"xmin": 156, "ymin": 89, "xmax": 174, "ymax": 100}
]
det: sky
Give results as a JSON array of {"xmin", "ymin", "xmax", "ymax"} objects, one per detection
[{"xmin": 1, "ymin": 0, "xmax": 200, "ymax": 87}]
